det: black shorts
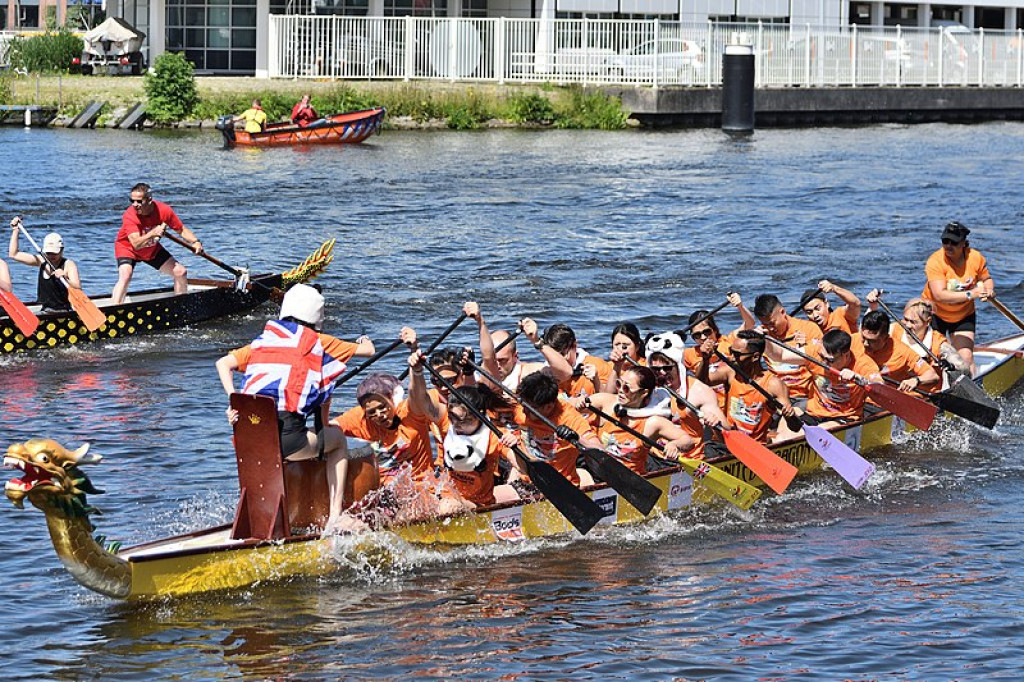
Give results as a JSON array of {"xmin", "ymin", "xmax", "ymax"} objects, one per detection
[
  {"xmin": 933, "ymin": 312, "xmax": 976, "ymax": 335},
  {"xmin": 278, "ymin": 411, "xmax": 310, "ymax": 457},
  {"xmin": 117, "ymin": 246, "xmax": 172, "ymax": 271}
]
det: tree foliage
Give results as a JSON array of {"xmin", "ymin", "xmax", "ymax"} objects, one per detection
[
  {"xmin": 143, "ymin": 52, "xmax": 199, "ymax": 123},
  {"xmin": 8, "ymin": 29, "xmax": 83, "ymax": 73}
]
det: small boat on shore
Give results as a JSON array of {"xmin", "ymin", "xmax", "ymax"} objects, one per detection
[
  {"xmin": 215, "ymin": 107, "xmax": 386, "ymax": 148},
  {"xmin": 0, "ymin": 240, "xmax": 335, "ymax": 354},
  {"xmin": 5, "ymin": 332, "xmax": 1023, "ymax": 600}
]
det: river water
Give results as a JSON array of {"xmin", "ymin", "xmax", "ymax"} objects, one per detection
[{"xmin": 1, "ymin": 122, "xmax": 1023, "ymax": 680}]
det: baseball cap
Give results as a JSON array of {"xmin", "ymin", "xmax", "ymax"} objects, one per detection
[{"xmin": 42, "ymin": 232, "xmax": 64, "ymax": 253}]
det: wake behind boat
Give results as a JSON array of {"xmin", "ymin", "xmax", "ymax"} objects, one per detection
[
  {"xmin": 0, "ymin": 240, "xmax": 335, "ymax": 354},
  {"xmin": 215, "ymin": 108, "xmax": 386, "ymax": 148},
  {"xmin": 5, "ymin": 332, "xmax": 1022, "ymax": 600}
]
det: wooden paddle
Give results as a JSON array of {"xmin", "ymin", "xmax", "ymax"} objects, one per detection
[
  {"xmin": 422, "ymin": 362, "xmax": 604, "ymax": 535},
  {"xmin": 0, "ymin": 288, "xmax": 39, "ymax": 337},
  {"xmin": 465, "ymin": 358, "xmax": 663, "ymax": 515},
  {"xmin": 789, "ymin": 287, "xmax": 824, "ymax": 316},
  {"xmin": 873, "ymin": 295, "xmax": 999, "ymax": 429},
  {"xmin": 398, "ymin": 313, "xmax": 467, "ymax": 381},
  {"xmin": 335, "ymin": 337, "xmax": 405, "ymax": 387},
  {"xmin": 584, "ymin": 401, "xmax": 762, "ymax": 510},
  {"xmin": 713, "ymin": 350, "xmax": 876, "ymax": 490},
  {"xmin": 657, "ymin": 378, "xmax": 797, "ymax": 495},
  {"xmin": 989, "ymin": 295, "xmax": 1024, "ymax": 332},
  {"xmin": 761, "ymin": 334, "xmax": 938, "ymax": 431},
  {"xmin": 162, "ymin": 230, "xmax": 282, "ymax": 300},
  {"xmin": 13, "ymin": 220, "xmax": 106, "ymax": 332}
]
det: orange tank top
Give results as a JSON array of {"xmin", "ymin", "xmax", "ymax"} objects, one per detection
[
  {"xmin": 669, "ymin": 375, "xmax": 705, "ymax": 459},
  {"xmin": 725, "ymin": 373, "xmax": 776, "ymax": 442},
  {"xmin": 597, "ymin": 415, "xmax": 649, "ymax": 474}
]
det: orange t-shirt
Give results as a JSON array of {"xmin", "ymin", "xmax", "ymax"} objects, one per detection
[
  {"xmin": 725, "ymin": 372, "xmax": 777, "ymax": 443},
  {"xmin": 560, "ymin": 354, "xmax": 613, "ymax": 398},
  {"xmin": 824, "ymin": 305, "xmax": 857, "ymax": 334},
  {"xmin": 763, "ymin": 316, "xmax": 824, "ymax": 399},
  {"xmin": 921, "ymin": 248, "xmax": 990, "ymax": 322},
  {"xmin": 668, "ymin": 375, "xmax": 706, "ymax": 459},
  {"xmin": 806, "ymin": 350, "xmax": 881, "ymax": 422},
  {"xmin": 596, "ymin": 415, "xmax": 650, "ymax": 474},
  {"xmin": 683, "ymin": 335, "xmax": 733, "ymax": 411},
  {"xmin": 230, "ymin": 333, "xmax": 360, "ymax": 370},
  {"xmin": 444, "ymin": 428, "xmax": 505, "ymax": 507},
  {"xmin": 511, "ymin": 399, "xmax": 595, "ymax": 486},
  {"xmin": 854, "ymin": 334, "xmax": 931, "ymax": 383},
  {"xmin": 333, "ymin": 401, "xmax": 437, "ymax": 482}
]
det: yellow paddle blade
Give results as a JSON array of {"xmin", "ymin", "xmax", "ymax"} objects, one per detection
[
  {"xmin": 281, "ymin": 239, "xmax": 336, "ymax": 286},
  {"xmin": 676, "ymin": 457, "xmax": 762, "ymax": 510}
]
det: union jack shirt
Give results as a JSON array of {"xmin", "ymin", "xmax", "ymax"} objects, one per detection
[{"xmin": 242, "ymin": 320, "xmax": 346, "ymax": 415}]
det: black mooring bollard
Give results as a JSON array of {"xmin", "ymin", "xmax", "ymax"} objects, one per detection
[{"xmin": 722, "ymin": 42, "xmax": 755, "ymax": 133}]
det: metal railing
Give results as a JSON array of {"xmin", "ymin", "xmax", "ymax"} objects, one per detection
[{"xmin": 270, "ymin": 16, "xmax": 1024, "ymax": 87}]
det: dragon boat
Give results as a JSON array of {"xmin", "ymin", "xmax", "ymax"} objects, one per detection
[
  {"xmin": 215, "ymin": 108, "xmax": 386, "ymax": 148},
  {"xmin": 4, "ymin": 333, "xmax": 1023, "ymax": 600},
  {"xmin": 0, "ymin": 240, "xmax": 335, "ymax": 354}
]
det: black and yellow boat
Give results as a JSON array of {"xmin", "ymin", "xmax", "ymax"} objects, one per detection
[
  {"xmin": 0, "ymin": 240, "xmax": 335, "ymax": 354},
  {"xmin": 4, "ymin": 332, "xmax": 1022, "ymax": 600}
]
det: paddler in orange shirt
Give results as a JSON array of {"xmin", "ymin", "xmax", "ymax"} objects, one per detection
[
  {"xmin": 865, "ymin": 290, "xmax": 970, "ymax": 377},
  {"xmin": 586, "ymin": 365, "xmax": 696, "ymax": 473},
  {"xmin": 920, "ymin": 221, "xmax": 995, "ymax": 375},
  {"xmin": 804, "ymin": 329, "xmax": 883, "ymax": 428},
  {"xmin": 799, "ymin": 279, "xmax": 862, "ymax": 334},
  {"xmin": 602, "ymin": 321, "xmax": 646, "ymax": 395},
  {"xmin": 753, "ymin": 293, "xmax": 824, "ymax": 406},
  {"xmin": 542, "ymin": 322, "xmax": 612, "ymax": 405},
  {"xmin": 645, "ymin": 331, "xmax": 726, "ymax": 460},
  {"xmin": 470, "ymin": 302, "xmax": 572, "ymax": 392},
  {"xmin": 685, "ymin": 292, "xmax": 754, "ymax": 411},
  {"xmin": 854, "ymin": 310, "xmax": 940, "ymax": 394}
]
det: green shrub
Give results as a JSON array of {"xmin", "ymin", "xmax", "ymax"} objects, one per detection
[
  {"xmin": 8, "ymin": 29, "xmax": 83, "ymax": 73},
  {"xmin": 554, "ymin": 86, "xmax": 627, "ymax": 130},
  {"xmin": 0, "ymin": 76, "xmax": 10, "ymax": 105},
  {"xmin": 506, "ymin": 92, "xmax": 556, "ymax": 125},
  {"xmin": 144, "ymin": 52, "xmax": 199, "ymax": 123}
]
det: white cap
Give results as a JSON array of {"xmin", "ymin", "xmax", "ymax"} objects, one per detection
[
  {"xmin": 279, "ymin": 283, "xmax": 324, "ymax": 330},
  {"xmin": 42, "ymin": 232, "xmax": 64, "ymax": 254}
]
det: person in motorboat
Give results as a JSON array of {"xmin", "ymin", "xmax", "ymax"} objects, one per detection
[
  {"xmin": 854, "ymin": 310, "xmax": 940, "ymax": 393},
  {"xmin": 112, "ymin": 183, "xmax": 204, "ymax": 304},
  {"xmin": 799, "ymin": 279, "xmax": 862, "ymax": 334},
  {"xmin": 585, "ymin": 364, "xmax": 696, "ymax": 473},
  {"xmin": 644, "ymin": 331, "xmax": 727, "ymax": 460},
  {"xmin": 216, "ymin": 283, "xmax": 374, "ymax": 532},
  {"xmin": 291, "ymin": 93, "xmax": 321, "ymax": 127},
  {"xmin": 233, "ymin": 98, "xmax": 267, "ymax": 134},
  {"xmin": 920, "ymin": 221, "xmax": 995, "ymax": 375},
  {"xmin": 8, "ymin": 219, "xmax": 81, "ymax": 313}
]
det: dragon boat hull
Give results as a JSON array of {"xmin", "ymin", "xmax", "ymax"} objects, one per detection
[
  {"xmin": 90, "ymin": 333, "xmax": 1022, "ymax": 600},
  {"xmin": 218, "ymin": 108, "xmax": 386, "ymax": 148},
  {"xmin": 0, "ymin": 241, "xmax": 335, "ymax": 354}
]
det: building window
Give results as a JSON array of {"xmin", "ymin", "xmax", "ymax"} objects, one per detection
[
  {"xmin": 166, "ymin": 0, "xmax": 257, "ymax": 73},
  {"xmin": 462, "ymin": 0, "xmax": 486, "ymax": 17},
  {"xmin": 849, "ymin": 2, "xmax": 871, "ymax": 25},
  {"xmin": 884, "ymin": 3, "xmax": 917, "ymax": 26},
  {"xmin": 383, "ymin": 0, "xmax": 448, "ymax": 17}
]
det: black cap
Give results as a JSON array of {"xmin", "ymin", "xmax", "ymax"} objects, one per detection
[
  {"xmin": 941, "ymin": 221, "xmax": 970, "ymax": 244},
  {"xmin": 802, "ymin": 288, "xmax": 826, "ymax": 304}
]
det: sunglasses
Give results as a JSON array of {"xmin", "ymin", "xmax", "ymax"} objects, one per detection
[
  {"xmin": 691, "ymin": 329, "xmax": 714, "ymax": 340},
  {"xmin": 615, "ymin": 380, "xmax": 642, "ymax": 394},
  {"xmin": 941, "ymin": 238, "xmax": 961, "ymax": 246},
  {"xmin": 650, "ymin": 364, "xmax": 676, "ymax": 374},
  {"xmin": 730, "ymin": 349, "xmax": 757, "ymax": 361}
]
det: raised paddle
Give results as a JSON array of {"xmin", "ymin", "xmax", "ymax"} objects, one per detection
[
  {"xmin": 398, "ymin": 313, "xmax": 467, "ymax": 381},
  {"xmin": 789, "ymin": 287, "xmax": 824, "ymax": 317},
  {"xmin": 989, "ymin": 295, "xmax": 1024, "ymax": 332},
  {"xmin": 584, "ymin": 401, "xmax": 762, "ymax": 510},
  {"xmin": 760, "ymin": 334, "xmax": 938, "ymax": 432},
  {"xmin": 493, "ymin": 327, "xmax": 521, "ymax": 354},
  {"xmin": 874, "ymin": 294, "xmax": 999, "ymax": 429},
  {"xmin": 13, "ymin": 219, "xmax": 106, "ymax": 332},
  {"xmin": 677, "ymin": 294, "xmax": 736, "ymax": 339},
  {"xmin": 713, "ymin": 349, "xmax": 876, "ymax": 490},
  {"xmin": 0, "ymin": 288, "xmax": 39, "ymax": 337},
  {"xmin": 334, "ymin": 337, "xmax": 405, "ymax": 387},
  {"xmin": 655, "ymin": 377, "xmax": 797, "ymax": 495},
  {"xmin": 422, "ymin": 362, "xmax": 604, "ymax": 535},
  {"xmin": 465, "ymin": 358, "xmax": 663, "ymax": 516}
]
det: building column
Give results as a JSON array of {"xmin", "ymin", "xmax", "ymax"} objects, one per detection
[
  {"xmin": 918, "ymin": 3, "xmax": 930, "ymax": 26},
  {"xmin": 368, "ymin": 0, "xmax": 383, "ymax": 16},
  {"xmin": 962, "ymin": 5, "xmax": 974, "ymax": 27},
  {"xmin": 255, "ymin": 0, "xmax": 269, "ymax": 77},
  {"xmin": 7, "ymin": 0, "xmax": 16, "ymax": 29},
  {"xmin": 39, "ymin": 0, "xmax": 48, "ymax": 27},
  {"xmin": 871, "ymin": 0, "xmax": 884, "ymax": 26},
  {"xmin": 1006, "ymin": 7, "xmax": 1016, "ymax": 30},
  {"xmin": 149, "ymin": 0, "xmax": 165, "ymax": 66}
]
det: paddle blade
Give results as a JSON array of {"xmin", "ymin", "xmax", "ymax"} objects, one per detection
[
  {"xmin": 579, "ymin": 448, "xmax": 662, "ymax": 516},
  {"xmin": 67, "ymin": 287, "xmax": 107, "ymax": 332},
  {"xmin": 931, "ymin": 376, "xmax": 1000, "ymax": 430},
  {"xmin": 0, "ymin": 289, "xmax": 40, "ymax": 337},
  {"xmin": 720, "ymin": 429, "xmax": 798, "ymax": 495},
  {"xmin": 676, "ymin": 458, "xmax": 762, "ymax": 510},
  {"xmin": 521, "ymin": 456, "xmax": 604, "ymax": 535},
  {"xmin": 865, "ymin": 382, "xmax": 938, "ymax": 431},
  {"xmin": 802, "ymin": 425, "xmax": 876, "ymax": 490}
]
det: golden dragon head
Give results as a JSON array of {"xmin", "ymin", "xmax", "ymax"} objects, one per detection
[
  {"xmin": 4, "ymin": 439, "xmax": 104, "ymax": 527},
  {"xmin": 281, "ymin": 238, "xmax": 335, "ymax": 287}
]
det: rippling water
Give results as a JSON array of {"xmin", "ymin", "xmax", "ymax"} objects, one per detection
[{"xmin": 1, "ymin": 123, "xmax": 1023, "ymax": 680}]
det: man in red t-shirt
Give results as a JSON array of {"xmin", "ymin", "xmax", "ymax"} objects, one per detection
[{"xmin": 112, "ymin": 183, "xmax": 204, "ymax": 304}]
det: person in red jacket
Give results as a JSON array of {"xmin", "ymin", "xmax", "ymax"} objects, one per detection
[{"xmin": 291, "ymin": 94, "xmax": 320, "ymax": 127}]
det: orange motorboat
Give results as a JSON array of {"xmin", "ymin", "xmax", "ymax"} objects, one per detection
[{"xmin": 216, "ymin": 107, "xmax": 386, "ymax": 148}]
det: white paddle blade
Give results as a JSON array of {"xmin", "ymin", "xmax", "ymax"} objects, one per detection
[{"xmin": 803, "ymin": 424, "xmax": 876, "ymax": 490}]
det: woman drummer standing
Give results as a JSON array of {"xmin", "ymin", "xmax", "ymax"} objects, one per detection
[{"xmin": 921, "ymin": 221, "xmax": 995, "ymax": 375}]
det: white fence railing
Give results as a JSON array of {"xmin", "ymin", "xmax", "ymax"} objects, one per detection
[{"xmin": 269, "ymin": 16, "xmax": 1024, "ymax": 88}]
